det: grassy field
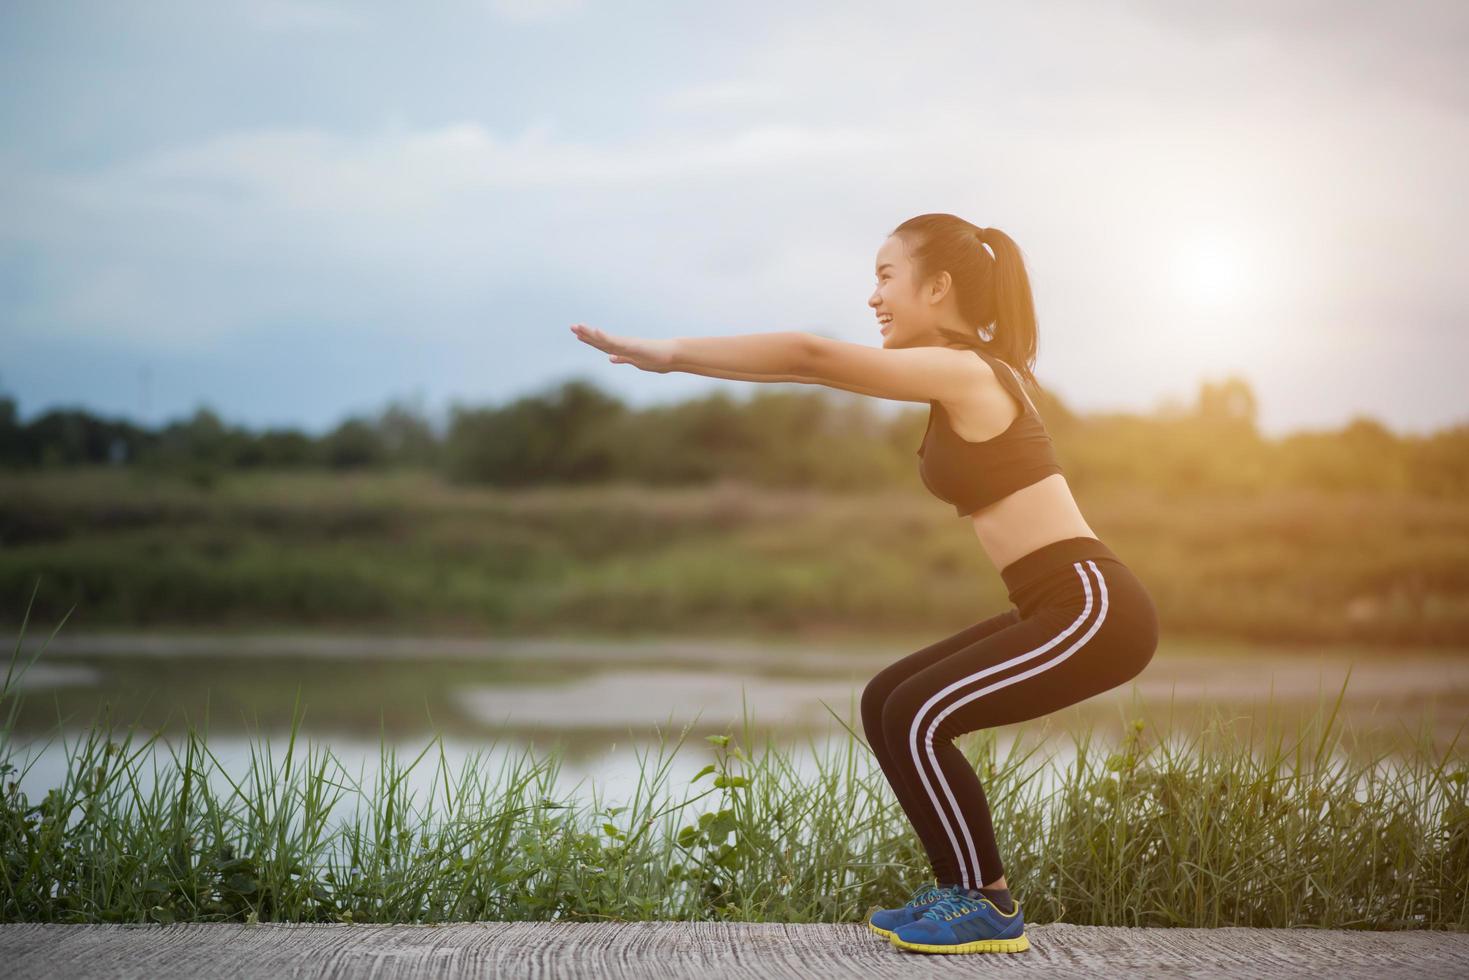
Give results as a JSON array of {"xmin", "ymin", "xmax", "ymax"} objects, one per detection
[
  {"xmin": 3, "ymin": 610, "xmax": 1465, "ymax": 928},
  {"xmin": 2, "ymin": 467, "xmax": 1467, "ymax": 646}
]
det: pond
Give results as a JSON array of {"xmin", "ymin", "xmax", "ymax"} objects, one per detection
[{"xmin": 5, "ymin": 631, "xmax": 1465, "ymax": 819}]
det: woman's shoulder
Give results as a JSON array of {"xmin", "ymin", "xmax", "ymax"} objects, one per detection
[{"xmin": 931, "ymin": 349, "xmax": 1030, "ymax": 441}]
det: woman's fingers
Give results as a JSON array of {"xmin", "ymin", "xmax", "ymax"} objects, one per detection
[
  {"xmin": 571, "ymin": 323, "xmax": 613, "ymax": 348},
  {"xmin": 570, "ymin": 323, "xmax": 607, "ymax": 350},
  {"xmin": 572, "ymin": 322, "xmax": 646, "ymax": 369}
]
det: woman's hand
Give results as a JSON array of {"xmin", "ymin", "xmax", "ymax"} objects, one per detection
[{"xmin": 570, "ymin": 323, "xmax": 676, "ymax": 373}]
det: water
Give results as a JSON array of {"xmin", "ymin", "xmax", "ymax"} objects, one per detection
[
  {"xmin": 4, "ymin": 634, "xmax": 1462, "ymax": 836},
  {"xmin": 6, "ymin": 722, "xmax": 1110, "ymax": 843}
]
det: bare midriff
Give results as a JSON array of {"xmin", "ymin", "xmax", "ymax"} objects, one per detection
[{"xmin": 963, "ymin": 473, "xmax": 1099, "ymax": 571}]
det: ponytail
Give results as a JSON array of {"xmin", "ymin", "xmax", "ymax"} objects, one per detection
[
  {"xmin": 975, "ymin": 226, "xmax": 1040, "ymax": 391},
  {"xmin": 890, "ymin": 214, "xmax": 1043, "ymax": 392}
]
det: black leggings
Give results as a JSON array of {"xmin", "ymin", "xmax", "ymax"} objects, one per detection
[{"xmin": 860, "ymin": 536, "xmax": 1159, "ymax": 890}]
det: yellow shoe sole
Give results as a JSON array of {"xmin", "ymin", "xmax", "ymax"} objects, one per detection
[
  {"xmin": 866, "ymin": 921, "xmax": 896, "ymax": 939},
  {"xmin": 890, "ymin": 931, "xmax": 1030, "ymax": 954}
]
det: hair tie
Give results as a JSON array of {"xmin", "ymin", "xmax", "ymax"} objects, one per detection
[{"xmin": 975, "ymin": 227, "xmax": 995, "ymax": 260}]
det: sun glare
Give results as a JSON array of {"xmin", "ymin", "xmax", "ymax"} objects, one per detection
[{"xmin": 1170, "ymin": 233, "xmax": 1251, "ymax": 311}]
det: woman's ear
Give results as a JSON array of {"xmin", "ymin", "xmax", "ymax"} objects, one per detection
[{"xmin": 926, "ymin": 269, "xmax": 952, "ymax": 305}]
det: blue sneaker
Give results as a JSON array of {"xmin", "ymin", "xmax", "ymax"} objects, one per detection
[
  {"xmin": 866, "ymin": 882, "xmax": 953, "ymax": 939},
  {"xmin": 888, "ymin": 887, "xmax": 1029, "ymax": 954}
]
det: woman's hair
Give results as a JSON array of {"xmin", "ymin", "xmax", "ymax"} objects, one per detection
[{"xmin": 889, "ymin": 213, "xmax": 1042, "ymax": 390}]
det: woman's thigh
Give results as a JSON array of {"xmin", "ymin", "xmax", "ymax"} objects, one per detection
[
  {"xmin": 862, "ymin": 606, "xmax": 1022, "ymax": 712},
  {"xmin": 883, "ymin": 581, "xmax": 1154, "ymax": 742}
]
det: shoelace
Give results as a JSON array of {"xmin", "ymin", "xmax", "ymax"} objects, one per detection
[
  {"xmin": 904, "ymin": 884, "xmax": 948, "ymax": 908},
  {"xmin": 920, "ymin": 891, "xmax": 981, "ymax": 921}
]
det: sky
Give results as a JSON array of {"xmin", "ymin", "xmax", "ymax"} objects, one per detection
[{"xmin": 2, "ymin": 0, "xmax": 1467, "ymax": 438}]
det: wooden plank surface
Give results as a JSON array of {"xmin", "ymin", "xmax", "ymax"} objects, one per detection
[{"xmin": 3, "ymin": 921, "xmax": 1467, "ymax": 979}]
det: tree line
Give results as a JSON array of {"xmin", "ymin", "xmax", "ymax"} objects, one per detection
[{"xmin": 1, "ymin": 375, "xmax": 1464, "ymax": 496}]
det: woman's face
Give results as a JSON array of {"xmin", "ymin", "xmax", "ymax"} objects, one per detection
[{"xmin": 868, "ymin": 234, "xmax": 933, "ymax": 348}]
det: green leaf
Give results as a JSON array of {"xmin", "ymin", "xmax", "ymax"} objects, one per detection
[
  {"xmin": 226, "ymin": 874, "xmax": 259, "ymax": 895},
  {"xmin": 704, "ymin": 809, "xmax": 738, "ymax": 839}
]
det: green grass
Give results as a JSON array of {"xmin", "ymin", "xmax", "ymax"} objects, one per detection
[
  {"xmin": 3, "ymin": 589, "xmax": 1466, "ymax": 929},
  {"xmin": 3, "ymin": 468, "xmax": 1468, "ymax": 645}
]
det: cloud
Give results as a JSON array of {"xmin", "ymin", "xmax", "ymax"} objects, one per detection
[
  {"xmin": 659, "ymin": 80, "xmax": 788, "ymax": 113},
  {"xmin": 1113, "ymin": 0, "xmax": 1469, "ymax": 110},
  {"xmin": 103, "ymin": 119, "xmax": 882, "ymax": 211},
  {"xmin": 3, "ymin": 0, "xmax": 1467, "ymax": 433},
  {"xmin": 6, "ymin": 74, "xmax": 1465, "ymax": 357},
  {"xmin": 0, "ymin": 120, "xmax": 894, "ymax": 347}
]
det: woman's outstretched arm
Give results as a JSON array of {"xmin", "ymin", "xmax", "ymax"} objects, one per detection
[
  {"xmin": 667, "ymin": 333, "xmax": 941, "ymax": 400},
  {"xmin": 675, "ymin": 364, "xmax": 808, "ymax": 384},
  {"xmin": 668, "ymin": 331, "xmax": 810, "ymax": 376},
  {"xmin": 572, "ymin": 325, "xmax": 870, "ymax": 392},
  {"xmin": 569, "ymin": 322, "xmax": 979, "ymax": 404},
  {"xmin": 677, "ymin": 363, "xmax": 897, "ymax": 400},
  {"xmin": 570, "ymin": 322, "xmax": 809, "ymax": 376},
  {"xmin": 673, "ymin": 331, "xmax": 986, "ymax": 405}
]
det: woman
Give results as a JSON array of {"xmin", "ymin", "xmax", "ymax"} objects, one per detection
[{"xmin": 570, "ymin": 213, "xmax": 1160, "ymax": 956}]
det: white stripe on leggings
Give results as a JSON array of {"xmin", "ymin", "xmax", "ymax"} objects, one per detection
[{"xmin": 906, "ymin": 559, "xmax": 1110, "ymax": 889}]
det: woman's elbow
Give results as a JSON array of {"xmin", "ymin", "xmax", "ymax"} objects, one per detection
[{"xmin": 789, "ymin": 332, "xmax": 823, "ymax": 378}]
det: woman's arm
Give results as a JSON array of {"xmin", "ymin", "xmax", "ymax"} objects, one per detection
[
  {"xmin": 679, "ymin": 362, "xmax": 900, "ymax": 400},
  {"xmin": 799, "ymin": 336, "xmax": 983, "ymax": 404},
  {"xmin": 570, "ymin": 323, "xmax": 810, "ymax": 377},
  {"xmin": 669, "ymin": 335, "xmax": 912, "ymax": 399},
  {"xmin": 668, "ymin": 332, "xmax": 959, "ymax": 402},
  {"xmin": 675, "ymin": 364, "xmax": 809, "ymax": 384},
  {"xmin": 669, "ymin": 331, "xmax": 811, "ymax": 377},
  {"xmin": 570, "ymin": 323, "xmax": 978, "ymax": 404}
]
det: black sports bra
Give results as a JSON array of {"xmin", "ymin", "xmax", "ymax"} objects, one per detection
[{"xmin": 915, "ymin": 348, "xmax": 1064, "ymax": 516}]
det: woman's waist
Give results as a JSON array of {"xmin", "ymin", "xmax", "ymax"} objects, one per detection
[
  {"xmin": 968, "ymin": 476, "xmax": 1093, "ymax": 565},
  {"xmin": 1003, "ymin": 546, "xmax": 1158, "ymax": 651},
  {"xmin": 999, "ymin": 535, "xmax": 1127, "ymax": 602}
]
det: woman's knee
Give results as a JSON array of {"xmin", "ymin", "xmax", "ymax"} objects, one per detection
[
  {"xmin": 882, "ymin": 672, "xmax": 1004, "ymax": 750},
  {"xmin": 860, "ymin": 672, "xmax": 896, "ymax": 741},
  {"xmin": 878, "ymin": 680, "xmax": 939, "ymax": 749}
]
